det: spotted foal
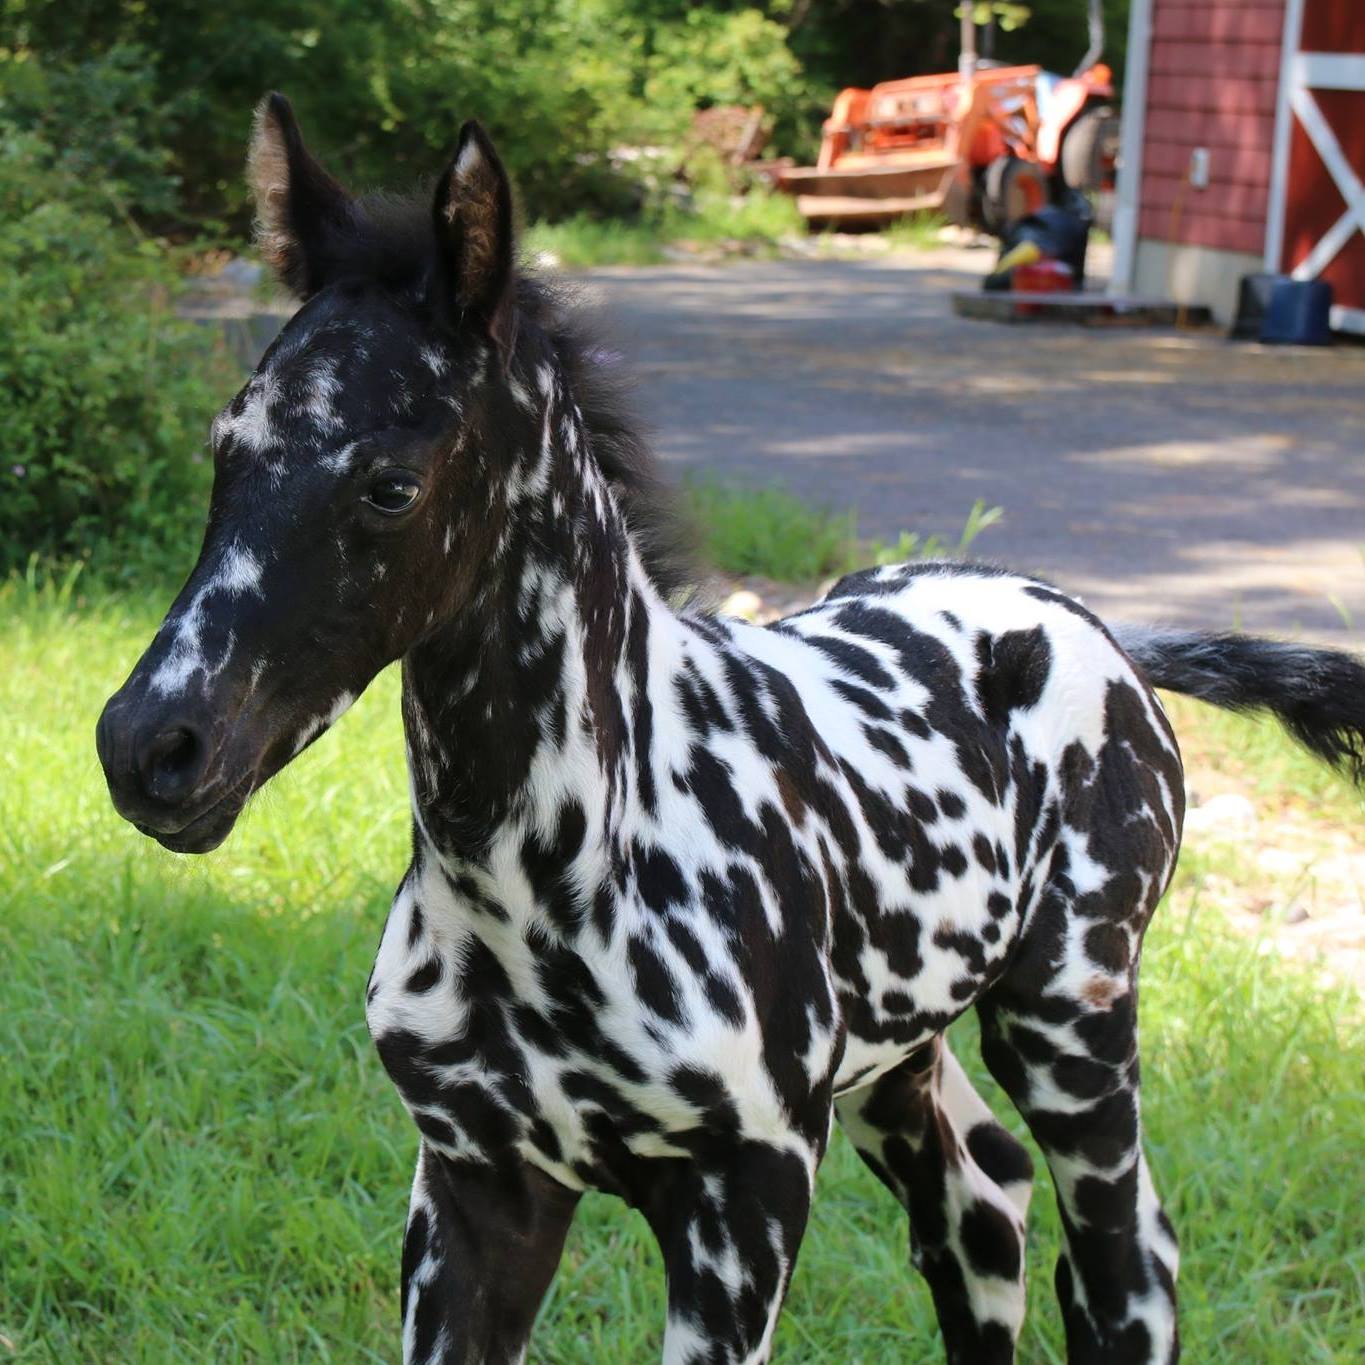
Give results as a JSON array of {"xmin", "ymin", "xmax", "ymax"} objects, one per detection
[{"xmin": 98, "ymin": 95, "xmax": 1365, "ymax": 1364}]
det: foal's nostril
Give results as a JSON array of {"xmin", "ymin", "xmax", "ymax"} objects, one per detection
[{"xmin": 139, "ymin": 725, "xmax": 208, "ymax": 803}]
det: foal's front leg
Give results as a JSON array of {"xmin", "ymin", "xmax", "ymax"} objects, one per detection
[
  {"xmin": 644, "ymin": 1139, "xmax": 817, "ymax": 1365},
  {"xmin": 400, "ymin": 1141, "xmax": 581, "ymax": 1364}
]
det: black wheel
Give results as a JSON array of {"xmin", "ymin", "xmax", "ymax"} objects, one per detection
[
  {"xmin": 1061, "ymin": 104, "xmax": 1119, "ymax": 193},
  {"xmin": 982, "ymin": 155, "xmax": 1048, "ymax": 236}
]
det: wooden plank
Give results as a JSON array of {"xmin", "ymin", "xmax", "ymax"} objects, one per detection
[
  {"xmin": 1138, "ymin": 207, "xmax": 1267, "ymax": 253},
  {"xmin": 1150, "ymin": 40, "xmax": 1283, "ymax": 80},
  {"xmin": 1144, "ymin": 141, "xmax": 1275, "ymax": 184},
  {"xmin": 795, "ymin": 193, "xmax": 947, "ymax": 223},
  {"xmin": 1154, "ymin": 5, "xmax": 1286, "ymax": 45},
  {"xmin": 1143, "ymin": 174, "xmax": 1274, "ymax": 214},
  {"xmin": 1147, "ymin": 108, "xmax": 1275, "ymax": 149},
  {"xmin": 1147, "ymin": 73, "xmax": 1280, "ymax": 116}
]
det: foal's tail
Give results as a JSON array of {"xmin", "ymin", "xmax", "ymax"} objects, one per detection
[{"xmin": 1112, "ymin": 625, "xmax": 1365, "ymax": 785}]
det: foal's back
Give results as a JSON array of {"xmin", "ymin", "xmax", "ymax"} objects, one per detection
[{"xmin": 711, "ymin": 560, "xmax": 1184, "ymax": 1089}]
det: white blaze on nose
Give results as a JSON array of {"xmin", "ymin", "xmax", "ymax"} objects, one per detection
[{"xmin": 149, "ymin": 541, "xmax": 264, "ymax": 697}]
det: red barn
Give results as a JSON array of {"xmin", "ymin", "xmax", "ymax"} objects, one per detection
[{"xmin": 1111, "ymin": 0, "xmax": 1365, "ymax": 331}]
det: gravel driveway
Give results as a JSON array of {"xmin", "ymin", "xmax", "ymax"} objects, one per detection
[{"xmin": 582, "ymin": 252, "xmax": 1365, "ymax": 642}]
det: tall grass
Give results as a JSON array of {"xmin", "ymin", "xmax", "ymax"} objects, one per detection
[
  {"xmin": 526, "ymin": 189, "xmax": 808, "ymax": 269},
  {"xmin": 684, "ymin": 480, "xmax": 1002, "ymax": 582},
  {"xmin": 2, "ymin": 580, "xmax": 1361, "ymax": 1361}
]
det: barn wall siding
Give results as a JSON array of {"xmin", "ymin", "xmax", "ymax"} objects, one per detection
[{"xmin": 1140, "ymin": 0, "xmax": 1286, "ymax": 254}]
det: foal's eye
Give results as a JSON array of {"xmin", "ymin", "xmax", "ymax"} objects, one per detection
[{"xmin": 364, "ymin": 472, "xmax": 422, "ymax": 515}]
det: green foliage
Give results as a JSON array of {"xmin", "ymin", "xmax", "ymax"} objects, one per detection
[
  {"xmin": 867, "ymin": 499, "xmax": 1003, "ymax": 566},
  {"xmin": 644, "ymin": 8, "xmax": 824, "ymax": 158},
  {"xmin": 685, "ymin": 479, "xmax": 860, "ymax": 582},
  {"xmin": 525, "ymin": 215, "xmax": 669, "ymax": 269},
  {"xmin": 0, "ymin": 44, "xmax": 181, "ymax": 220},
  {"xmin": 0, "ymin": 128, "xmax": 232, "ymax": 581},
  {"xmin": 1, "ymin": 2, "xmax": 823, "ymax": 231},
  {"xmin": 3, "ymin": 1, "xmax": 1130, "ymax": 235},
  {"xmin": 882, "ymin": 211, "xmax": 951, "ymax": 252},
  {"xmin": 1, "ymin": 583, "xmax": 1362, "ymax": 1359},
  {"xmin": 665, "ymin": 186, "xmax": 806, "ymax": 246},
  {"xmin": 684, "ymin": 480, "xmax": 1002, "ymax": 583},
  {"xmin": 525, "ymin": 185, "xmax": 806, "ymax": 268}
]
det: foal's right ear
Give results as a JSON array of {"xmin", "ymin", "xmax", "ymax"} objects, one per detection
[
  {"xmin": 247, "ymin": 93, "xmax": 357, "ymax": 299},
  {"xmin": 432, "ymin": 122, "xmax": 517, "ymax": 360}
]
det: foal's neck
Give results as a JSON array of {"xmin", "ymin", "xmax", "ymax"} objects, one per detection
[{"xmin": 402, "ymin": 349, "xmax": 678, "ymax": 881}]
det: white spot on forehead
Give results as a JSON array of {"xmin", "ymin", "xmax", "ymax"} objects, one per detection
[
  {"xmin": 321, "ymin": 440, "xmax": 359, "ymax": 475},
  {"xmin": 420, "ymin": 346, "xmax": 448, "ymax": 377},
  {"xmin": 220, "ymin": 369, "xmax": 281, "ymax": 454},
  {"xmin": 298, "ymin": 355, "xmax": 343, "ymax": 432}
]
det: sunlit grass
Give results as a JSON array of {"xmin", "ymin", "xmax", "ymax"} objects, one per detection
[
  {"xmin": 525, "ymin": 189, "xmax": 808, "ymax": 270},
  {"xmin": 684, "ymin": 482, "xmax": 1002, "ymax": 584},
  {"xmin": 1, "ymin": 580, "xmax": 1362, "ymax": 1361}
]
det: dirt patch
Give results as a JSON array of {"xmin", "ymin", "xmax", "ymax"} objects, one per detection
[{"xmin": 1178, "ymin": 774, "xmax": 1365, "ymax": 993}]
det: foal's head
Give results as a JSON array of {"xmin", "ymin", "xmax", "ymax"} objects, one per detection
[{"xmin": 97, "ymin": 95, "xmax": 682, "ymax": 854}]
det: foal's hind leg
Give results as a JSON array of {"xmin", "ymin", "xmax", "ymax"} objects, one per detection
[
  {"xmin": 836, "ymin": 1037, "xmax": 1035, "ymax": 1363},
  {"xmin": 979, "ymin": 967, "xmax": 1179, "ymax": 1364}
]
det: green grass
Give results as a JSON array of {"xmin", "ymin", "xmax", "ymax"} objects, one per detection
[
  {"xmin": 525, "ymin": 216, "xmax": 669, "ymax": 269},
  {"xmin": 524, "ymin": 197, "xmax": 960, "ymax": 271},
  {"xmin": 881, "ymin": 212, "xmax": 951, "ymax": 253},
  {"xmin": 526, "ymin": 190, "xmax": 809, "ymax": 269},
  {"xmin": 2, "ymin": 577, "xmax": 1362, "ymax": 1361},
  {"xmin": 684, "ymin": 480, "xmax": 1002, "ymax": 582}
]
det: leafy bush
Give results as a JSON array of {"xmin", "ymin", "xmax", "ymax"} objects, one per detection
[
  {"xmin": 0, "ymin": 43, "xmax": 182, "ymax": 222},
  {"xmin": 3, "ymin": 1, "xmax": 1125, "ymax": 234},
  {"xmin": 2, "ymin": 3, "xmax": 828, "ymax": 232},
  {"xmin": 0, "ymin": 130, "xmax": 233, "ymax": 582},
  {"xmin": 644, "ymin": 9, "xmax": 825, "ymax": 158}
]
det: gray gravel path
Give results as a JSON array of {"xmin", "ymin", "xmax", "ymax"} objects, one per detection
[{"xmin": 581, "ymin": 252, "xmax": 1365, "ymax": 642}]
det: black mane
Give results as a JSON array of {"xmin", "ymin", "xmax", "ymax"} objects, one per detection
[
  {"xmin": 310, "ymin": 189, "xmax": 698, "ymax": 600},
  {"xmin": 518, "ymin": 274, "xmax": 698, "ymax": 601}
]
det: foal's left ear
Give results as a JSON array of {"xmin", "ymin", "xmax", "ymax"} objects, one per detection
[
  {"xmin": 433, "ymin": 122, "xmax": 517, "ymax": 359},
  {"xmin": 248, "ymin": 93, "xmax": 357, "ymax": 299}
]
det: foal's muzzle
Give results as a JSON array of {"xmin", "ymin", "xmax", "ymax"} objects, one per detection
[{"xmin": 96, "ymin": 692, "xmax": 250, "ymax": 854}]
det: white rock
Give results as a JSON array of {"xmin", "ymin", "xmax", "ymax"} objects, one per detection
[{"xmin": 721, "ymin": 589, "xmax": 764, "ymax": 622}]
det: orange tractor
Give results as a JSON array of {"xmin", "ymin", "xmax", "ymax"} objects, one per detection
[{"xmin": 779, "ymin": 1, "xmax": 1118, "ymax": 232}]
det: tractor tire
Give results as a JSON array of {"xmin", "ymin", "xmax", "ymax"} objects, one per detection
[
  {"xmin": 1061, "ymin": 104, "xmax": 1119, "ymax": 193},
  {"xmin": 982, "ymin": 156, "xmax": 1049, "ymax": 236}
]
